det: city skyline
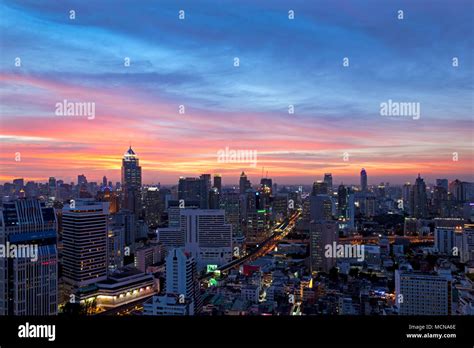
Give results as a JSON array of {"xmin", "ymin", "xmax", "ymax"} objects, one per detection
[
  {"xmin": 1, "ymin": 0, "xmax": 473, "ymax": 185},
  {"xmin": 0, "ymin": 162, "xmax": 470, "ymax": 187},
  {"xmin": 1, "ymin": 1, "xmax": 473, "ymax": 344}
]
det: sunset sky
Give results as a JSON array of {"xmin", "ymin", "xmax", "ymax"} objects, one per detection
[{"xmin": 1, "ymin": 0, "xmax": 473, "ymax": 186}]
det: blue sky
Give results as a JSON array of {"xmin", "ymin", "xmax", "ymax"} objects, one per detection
[{"xmin": 0, "ymin": 0, "xmax": 473, "ymax": 184}]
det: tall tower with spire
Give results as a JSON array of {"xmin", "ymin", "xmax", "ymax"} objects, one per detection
[
  {"xmin": 360, "ymin": 168, "xmax": 368, "ymax": 192},
  {"xmin": 121, "ymin": 146, "xmax": 142, "ymax": 214}
]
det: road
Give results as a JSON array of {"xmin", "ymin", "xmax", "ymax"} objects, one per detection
[
  {"xmin": 100, "ymin": 210, "xmax": 301, "ymax": 315},
  {"xmin": 200, "ymin": 210, "xmax": 301, "ymax": 279}
]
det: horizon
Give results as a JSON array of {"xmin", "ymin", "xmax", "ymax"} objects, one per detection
[{"xmin": 2, "ymin": 149, "xmax": 472, "ymax": 188}]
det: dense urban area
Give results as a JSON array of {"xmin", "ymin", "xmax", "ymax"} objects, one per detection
[{"xmin": 1, "ymin": 147, "xmax": 473, "ymax": 316}]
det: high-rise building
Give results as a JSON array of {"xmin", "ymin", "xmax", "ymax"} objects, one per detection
[
  {"xmin": 458, "ymin": 227, "xmax": 474, "ymax": 263},
  {"xmin": 258, "ymin": 178, "xmax": 272, "ymax": 214},
  {"xmin": 310, "ymin": 194, "xmax": 334, "ymax": 222},
  {"xmin": 260, "ymin": 177, "xmax": 273, "ymax": 195},
  {"xmin": 272, "ymin": 193, "xmax": 289, "ymax": 222},
  {"xmin": 395, "ymin": 271, "xmax": 452, "ymax": 315},
  {"xmin": 178, "ymin": 176, "xmax": 210, "ymax": 209},
  {"xmin": 209, "ymin": 187, "xmax": 220, "ymax": 209},
  {"xmin": 360, "ymin": 168, "xmax": 368, "ymax": 192},
  {"xmin": 48, "ymin": 177, "xmax": 56, "ymax": 191},
  {"xmin": 112, "ymin": 209, "xmax": 136, "ymax": 250},
  {"xmin": 434, "ymin": 219, "xmax": 464, "ymax": 255},
  {"xmin": 239, "ymin": 172, "xmax": 251, "ymax": 194},
  {"xmin": 157, "ymin": 227, "xmax": 185, "ymax": 251},
  {"xmin": 311, "ymin": 181, "xmax": 328, "ymax": 196},
  {"xmin": 220, "ymin": 190, "xmax": 243, "ymax": 244},
  {"xmin": 213, "ymin": 174, "xmax": 222, "ymax": 193},
  {"xmin": 449, "ymin": 179, "xmax": 471, "ymax": 203},
  {"xmin": 62, "ymin": 200, "xmax": 109, "ymax": 288},
  {"xmin": 309, "ymin": 221, "xmax": 338, "ymax": 273},
  {"xmin": 0, "ymin": 199, "xmax": 58, "ymax": 315},
  {"xmin": 144, "ymin": 186, "xmax": 162, "ymax": 228},
  {"xmin": 365, "ymin": 196, "xmax": 376, "ymax": 218},
  {"xmin": 12, "ymin": 178, "xmax": 24, "ymax": 191},
  {"xmin": 166, "ymin": 200, "xmax": 199, "ymax": 229},
  {"xmin": 436, "ymin": 179, "xmax": 449, "ymax": 192},
  {"xmin": 323, "ymin": 173, "xmax": 333, "ymax": 191},
  {"xmin": 144, "ymin": 247, "xmax": 200, "ymax": 316},
  {"xmin": 410, "ymin": 174, "xmax": 428, "ymax": 218},
  {"xmin": 337, "ymin": 184, "xmax": 347, "ymax": 217},
  {"xmin": 433, "ymin": 184, "xmax": 448, "ymax": 217},
  {"xmin": 96, "ymin": 187, "xmax": 120, "ymax": 214},
  {"xmin": 345, "ymin": 193, "xmax": 355, "ymax": 229},
  {"xmin": 78, "ymin": 174, "xmax": 87, "ymax": 186},
  {"xmin": 180, "ymin": 209, "xmax": 233, "ymax": 270},
  {"xmin": 162, "ymin": 248, "xmax": 201, "ymax": 314},
  {"xmin": 199, "ymin": 174, "xmax": 211, "ymax": 209},
  {"xmin": 165, "ymin": 249, "xmax": 199, "ymax": 299},
  {"xmin": 402, "ymin": 182, "xmax": 411, "ymax": 213},
  {"xmin": 121, "ymin": 146, "xmax": 142, "ymax": 214},
  {"xmin": 435, "ymin": 227, "xmax": 457, "ymax": 254},
  {"xmin": 244, "ymin": 210, "xmax": 270, "ymax": 246},
  {"xmin": 108, "ymin": 225, "xmax": 124, "ymax": 272}
]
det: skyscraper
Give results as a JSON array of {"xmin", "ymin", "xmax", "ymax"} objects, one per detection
[
  {"xmin": 209, "ymin": 187, "xmax": 220, "ymax": 209},
  {"xmin": 402, "ymin": 182, "xmax": 411, "ymax": 213},
  {"xmin": 180, "ymin": 209, "xmax": 233, "ymax": 270},
  {"xmin": 213, "ymin": 174, "xmax": 222, "ymax": 193},
  {"xmin": 199, "ymin": 174, "xmax": 211, "ymax": 209},
  {"xmin": 121, "ymin": 146, "xmax": 142, "ymax": 214},
  {"xmin": 311, "ymin": 181, "xmax": 328, "ymax": 195},
  {"xmin": 436, "ymin": 179, "xmax": 449, "ymax": 192},
  {"xmin": 62, "ymin": 200, "xmax": 109, "ymax": 288},
  {"xmin": 260, "ymin": 177, "xmax": 273, "ymax": 194},
  {"xmin": 309, "ymin": 220, "xmax": 338, "ymax": 274},
  {"xmin": 178, "ymin": 175, "xmax": 210, "ymax": 209},
  {"xmin": 323, "ymin": 173, "xmax": 333, "ymax": 191},
  {"xmin": 239, "ymin": 171, "xmax": 251, "ymax": 194},
  {"xmin": 48, "ymin": 177, "xmax": 56, "ymax": 191},
  {"xmin": 360, "ymin": 168, "xmax": 368, "ymax": 192},
  {"xmin": 310, "ymin": 195, "xmax": 334, "ymax": 222},
  {"xmin": 78, "ymin": 174, "xmax": 87, "ymax": 186},
  {"xmin": 410, "ymin": 174, "xmax": 428, "ymax": 218},
  {"xmin": 449, "ymin": 179, "xmax": 470, "ymax": 203},
  {"xmin": 220, "ymin": 190, "xmax": 243, "ymax": 244},
  {"xmin": 337, "ymin": 184, "xmax": 347, "ymax": 217},
  {"xmin": 0, "ymin": 199, "xmax": 58, "ymax": 315},
  {"xmin": 144, "ymin": 186, "xmax": 162, "ymax": 228}
]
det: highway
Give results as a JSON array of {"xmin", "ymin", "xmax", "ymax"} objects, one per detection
[
  {"xmin": 199, "ymin": 210, "xmax": 301, "ymax": 280},
  {"xmin": 99, "ymin": 210, "xmax": 300, "ymax": 315}
]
